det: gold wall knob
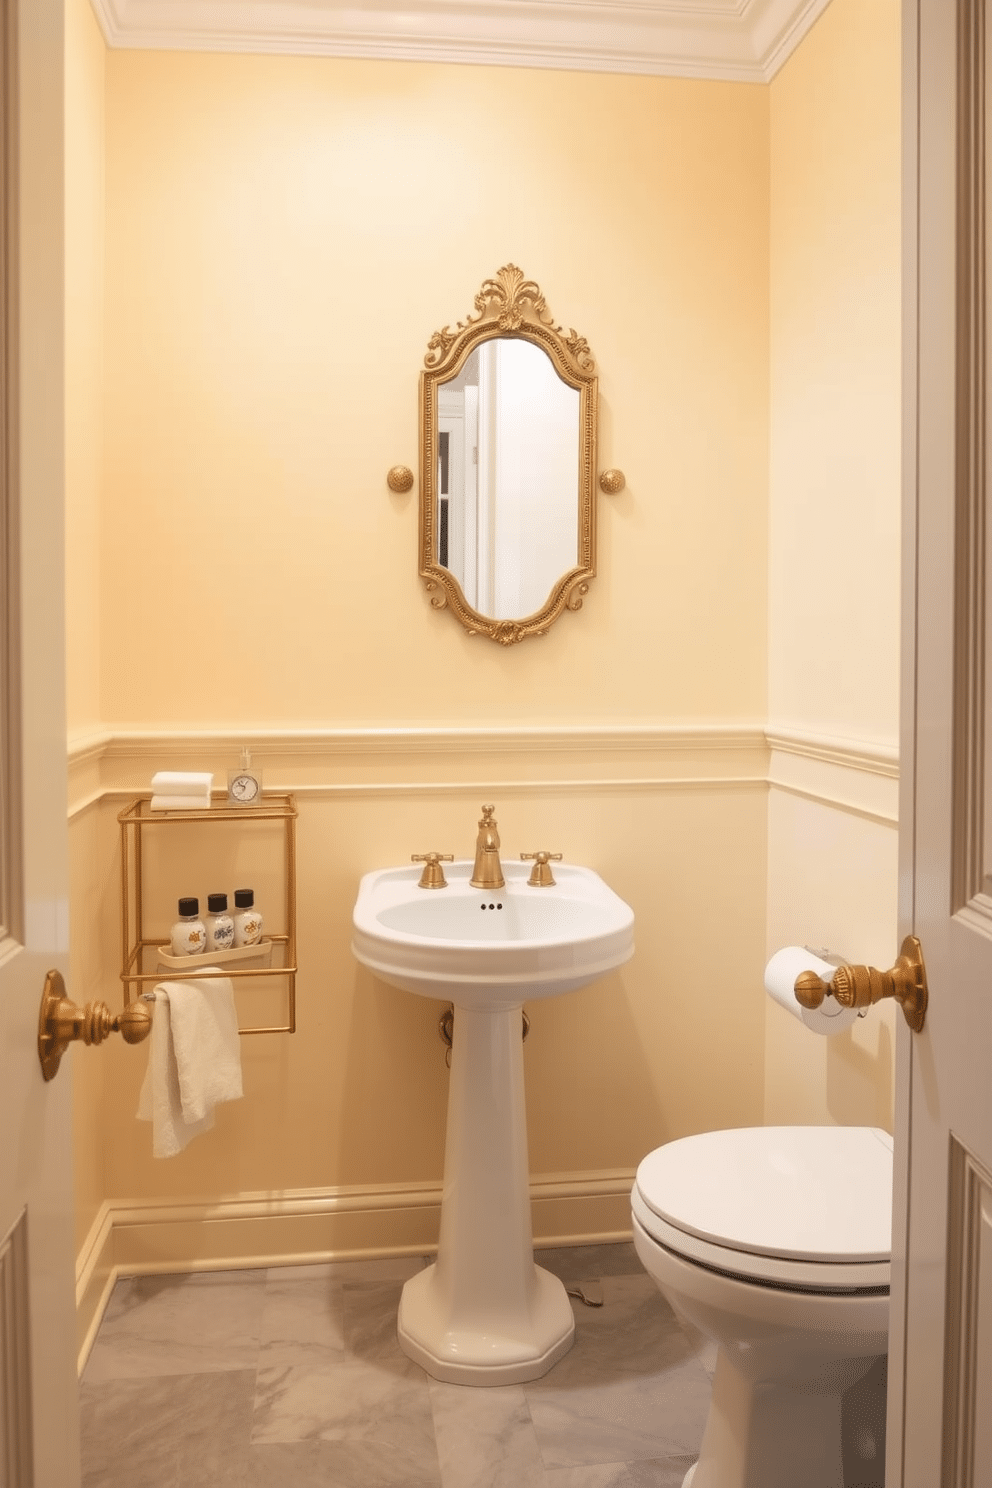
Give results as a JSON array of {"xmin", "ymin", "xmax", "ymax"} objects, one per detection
[
  {"xmin": 793, "ymin": 935, "xmax": 928, "ymax": 1032},
  {"xmin": 387, "ymin": 465, "xmax": 414, "ymax": 493},
  {"xmin": 412, "ymin": 852, "xmax": 454, "ymax": 888},
  {"xmin": 599, "ymin": 469, "xmax": 625, "ymax": 494},
  {"xmin": 38, "ymin": 969, "xmax": 153, "ymax": 1082},
  {"xmin": 520, "ymin": 851, "xmax": 563, "ymax": 887}
]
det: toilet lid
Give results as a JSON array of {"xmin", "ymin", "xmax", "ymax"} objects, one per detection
[{"xmin": 634, "ymin": 1126, "xmax": 892, "ymax": 1278}]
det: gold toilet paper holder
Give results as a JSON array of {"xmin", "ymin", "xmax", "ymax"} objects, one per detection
[{"xmin": 793, "ymin": 935, "xmax": 928, "ymax": 1033}]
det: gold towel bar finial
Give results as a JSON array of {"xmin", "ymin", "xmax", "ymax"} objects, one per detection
[
  {"xmin": 793, "ymin": 935, "xmax": 928, "ymax": 1033},
  {"xmin": 38, "ymin": 968, "xmax": 153, "ymax": 1082}
]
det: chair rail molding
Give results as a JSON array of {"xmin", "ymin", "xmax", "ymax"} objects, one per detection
[
  {"xmin": 86, "ymin": 0, "xmax": 832, "ymax": 82},
  {"xmin": 67, "ymin": 722, "xmax": 897, "ymax": 822},
  {"xmin": 767, "ymin": 725, "xmax": 899, "ymax": 826}
]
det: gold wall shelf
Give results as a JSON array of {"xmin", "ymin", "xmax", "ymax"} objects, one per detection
[{"xmin": 118, "ymin": 793, "xmax": 298, "ymax": 1035}]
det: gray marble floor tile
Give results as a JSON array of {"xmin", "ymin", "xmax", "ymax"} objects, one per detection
[
  {"xmin": 527, "ymin": 1367, "xmax": 711, "ymax": 1469},
  {"xmin": 537, "ymin": 1275, "xmax": 703, "ymax": 1388},
  {"xmin": 244, "ymin": 1438, "xmax": 441, "ymax": 1487},
  {"xmin": 251, "ymin": 1352, "xmax": 440, "ymax": 1483},
  {"xmin": 429, "ymin": 1379, "xmax": 546, "ymax": 1488},
  {"xmin": 80, "ymin": 1369, "xmax": 255, "ymax": 1488},
  {"xmin": 83, "ymin": 1270, "xmax": 267, "ymax": 1382},
  {"xmin": 244, "ymin": 1441, "xmax": 327, "ymax": 1487},
  {"xmin": 258, "ymin": 1271, "xmax": 346, "ymax": 1368},
  {"xmin": 535, "ymin": 1244, "xmax": 642, "ymax": 1284},
  {"xmin": 343, "ymin": 1279, "xmax": 407, "ymax": 1362},
  {"xmin": 544, "ymin": 1458, "xmax": 696, "ymax": 1487},
  {"xmin": 78, "ymin": 1250, "xmax": 714, "ymax": 1488}
]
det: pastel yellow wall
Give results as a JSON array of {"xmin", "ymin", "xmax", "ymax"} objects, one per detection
[
  {"xmin": 66, "ymin": 28, "xmax": 774, "ymax": 1293},
  {"xmin": 765, "ymin": 0, "xmax": 901, "ymax": 1127},
  {"xmin": 100, "ymin": 55, "xmax": 769, "ymax": 729},
  {"xmin": 94, "ymin": 774, "xmax": 768, "ymax": 1197},
  {"xmin": 64, "ymin": 0, "xmax": 903, "ymax": 1308},
  {"xmin": 769, "ymin": 0, "xmax": 901, "ymax": 743}
]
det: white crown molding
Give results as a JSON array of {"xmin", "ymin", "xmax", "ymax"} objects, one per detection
[{"xmin": 86, "ymin": 0, "xmax": 832, "ymax": 83}]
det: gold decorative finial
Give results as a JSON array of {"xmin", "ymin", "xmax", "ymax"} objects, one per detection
[{"xmin": 387, "ymin": 465, "xmax": 414, "ymax": 493}]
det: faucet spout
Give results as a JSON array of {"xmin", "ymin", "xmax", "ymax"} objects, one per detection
[{"xmin": 470, "ymin": 804, "xmax": 505, "ymax": 890}]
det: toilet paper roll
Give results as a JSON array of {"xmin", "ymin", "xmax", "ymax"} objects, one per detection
[{"xmin": 764, "ymin": 946, "xmax": 858, "ymax": 1036}]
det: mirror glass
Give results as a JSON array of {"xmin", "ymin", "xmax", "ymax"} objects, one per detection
[
  {"xmin": 419, "ymin": 266, "xmax": 598, "ymax": 646},
  {"xmin": 436, "ymin": 340, "xmax": 580, "ymax": 620}
]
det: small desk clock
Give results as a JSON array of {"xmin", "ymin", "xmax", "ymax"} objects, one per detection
[{"xmin": 227, "ymin": 749, "xmax": 262, "ymax": 806}]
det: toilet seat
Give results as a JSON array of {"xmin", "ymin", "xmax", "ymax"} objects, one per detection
[{"xmin": 633, "ymin": 1126, "xmax": 892, "ymax": 1294}]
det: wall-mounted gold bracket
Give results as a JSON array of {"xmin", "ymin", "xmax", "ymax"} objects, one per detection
[
  {"xmin": 439, "ymin": 1004, "xmax": 530, "ymax": 1066},
  {"xmin": 38, "ymin": 969, "xmax": 153, "ymax": 1082},
  {"xmin": 793, "ymin": 935, "xmax": 928, "ymax": 1033}
]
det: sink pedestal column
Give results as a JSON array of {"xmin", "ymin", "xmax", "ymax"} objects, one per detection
[{"xmin": 397, "ymin": 1001, "xmax": 575, "ymax": 1385}]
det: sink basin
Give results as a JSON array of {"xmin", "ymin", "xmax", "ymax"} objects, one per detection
[
  {"xmin": 352, "ymin": 859, "xmax": 634, "ymax": 1009},
  {"xmin": 352, "ymin": 854, "xmax": 635, "ymax": 1387}
]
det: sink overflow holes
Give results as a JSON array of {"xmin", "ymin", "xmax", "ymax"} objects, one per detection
[{"xmin": 480, "ymin": 902, "xmax": 504, "ymax": 910}]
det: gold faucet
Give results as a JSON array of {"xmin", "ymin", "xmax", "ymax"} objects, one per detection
[{"xmin": 470, "ymin": 804, "xmax": 505, "ymax": 890}]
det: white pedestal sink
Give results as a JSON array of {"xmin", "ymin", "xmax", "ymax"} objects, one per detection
[{"xmin": 352, "ymin": 858, "xmax": 635, "ymax": 1385}]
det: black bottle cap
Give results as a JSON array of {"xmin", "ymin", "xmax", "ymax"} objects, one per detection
[
  {"xmin": 207, "ymin": 893, "xmax": 229, "ymax": 913},
  {"xmin": 178, "ymin": 897, "xmax": 199, "ymax": 917},
  {"xmin": 234, "ymin": 889, "xmax": 254, "ymax": 909}
]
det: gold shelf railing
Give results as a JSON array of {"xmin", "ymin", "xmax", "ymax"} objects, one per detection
[{"xmin": 118, "ymin": 793, "xmax": 298, "ymax": 1035}]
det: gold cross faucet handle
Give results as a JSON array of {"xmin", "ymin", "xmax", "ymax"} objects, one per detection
[
  {"xmin": 412, "ymin": 852, "xmax": 454, "ymax": 889},
  {"xmin": 520, "ymin": 851, "xmax": 563, "ymax": 887}
]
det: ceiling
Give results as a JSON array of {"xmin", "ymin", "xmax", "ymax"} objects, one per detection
[{"xmin": 87, "ymin": 0, "xmax": 833, "ymax": 82}]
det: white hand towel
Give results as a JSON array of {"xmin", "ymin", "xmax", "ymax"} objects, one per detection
[
  {"xmin": 149, "ymin": 793, "xmax": 212, "ymax": 811},
  {"xmin": 137, "ymin": 977, "xmax": 243, "ymax": 1157},
  {"xmin": 151, "ymin": 771, "xmax": 214, "ymax": 794}
]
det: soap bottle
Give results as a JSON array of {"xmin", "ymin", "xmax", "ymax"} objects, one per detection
[
  {"xmin": 171, "ymin": 897, "xmax": 207, "ymax": 956},
  {"xmin": 233, "ymin": 888, "xmax": 263, "ymax": 948},
  {"xmin": 204, "ymin": 893, "xmax": 235, "ymax": 954}
]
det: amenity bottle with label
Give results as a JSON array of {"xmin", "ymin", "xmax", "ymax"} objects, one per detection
[
  {"xmin": 204, "ymin": 893, "xmax": 235, "ymax": 953},
  {"xmin": 233, "ymin": 889, "xmax": 263, "ymax": 948},
  {"xmin": 171, "ymin": 897, "xmax": 207, "ymax": 956}
]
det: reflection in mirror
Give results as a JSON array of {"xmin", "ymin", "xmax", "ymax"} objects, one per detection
[
  {"xmin": 419, "ymin": 266, "xmax": 598, "ymax": 646},
  {"xmin": 437, "ymin": 340, "xmax": 580, "ymax": 620}
]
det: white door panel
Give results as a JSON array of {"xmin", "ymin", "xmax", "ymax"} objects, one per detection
[{"xmin": 893, "ymin": 3, "xmax": 992, "ymax": 1482}]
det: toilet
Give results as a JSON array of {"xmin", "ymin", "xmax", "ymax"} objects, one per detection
[{"xmin": 632, "ymin": 1124, "xmax": 892, "ymax": 1488}]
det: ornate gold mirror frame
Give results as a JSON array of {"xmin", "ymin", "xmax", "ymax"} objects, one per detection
[{"xmin": 419, "ymin": 266, "xmax": 598, "ymax": 646}]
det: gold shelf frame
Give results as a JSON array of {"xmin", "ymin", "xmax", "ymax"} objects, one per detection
[{"xmin": 118, "ymin": 793, "xmax": 298, "ymax": 1036}]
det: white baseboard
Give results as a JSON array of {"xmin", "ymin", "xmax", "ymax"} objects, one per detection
[{"xmin": 75, "ymin": 1170, "xmax": 635, "ymax": 1374}]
